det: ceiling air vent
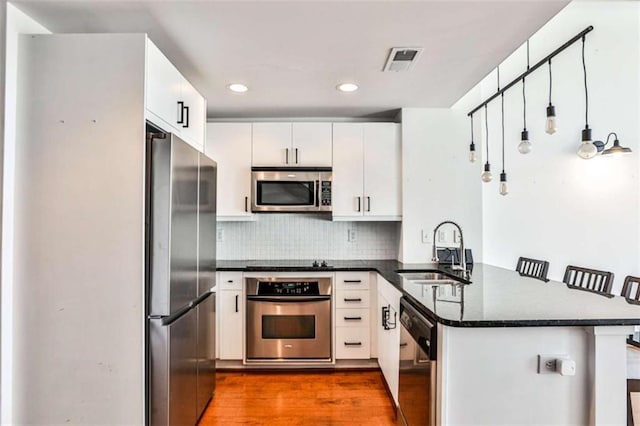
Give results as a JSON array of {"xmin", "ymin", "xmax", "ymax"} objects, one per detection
[{"xmin": 383, "ymin": 47, "xmax": 423, "ymax": 72}]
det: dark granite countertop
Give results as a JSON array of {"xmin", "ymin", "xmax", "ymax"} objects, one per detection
[{"xmin": 216, "ymin": 260, "xmax": 640, "ymax": 327}]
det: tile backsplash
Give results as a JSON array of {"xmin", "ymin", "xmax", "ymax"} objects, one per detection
[{"xmin": 216, "ymin": 214, "xmax": 400, "ymax": 260}]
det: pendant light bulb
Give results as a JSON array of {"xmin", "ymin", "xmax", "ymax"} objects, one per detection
[
  {"xmin": 545, "ymin": 104, "xmax": 557, "ymax": 135},
  {"xmin": 499, "ymin": 172, "xmax": 508, "ymax": 196},
  {"xmin": 518, "ymin": 130, "xmax": 532, "ymax": 154},
  {"xmin": 577, "ymin": 127, "xmax": 598, "ymax": 159},
  {"xmin": 469, "ymin": 143, "xmax": 477, "ymax": 163},
  {"xmin": 481, "ymin": 163, "xmax": 493, "ymax": 183}
]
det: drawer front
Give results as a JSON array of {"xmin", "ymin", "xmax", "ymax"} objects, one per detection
[
  {"xmin": 336, "ymin": 290, "xmax": 370, "ymax": 308},
  {"xmin": 218, "ymin": 272, "xmax": 243, "ymax": 291},
  {"xmin": 335, "ymin": 272, "xmax": 370, "ymax": 290},
  {"xmin": 336, "ymin": 327, "xmax": 371, "ymax": 359},
  {"xmin": 336, "ymin": 308, "xmax": 370, "ymax": 327}
]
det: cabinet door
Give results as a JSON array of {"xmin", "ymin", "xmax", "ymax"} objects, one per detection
[
  {"xmin": 332, "ymin": 123, "xmax": 364, "ymax": 218},
  {"xmin": 364, "ymin": 123, "xmax": 402, "ymax": 218},
  {"xmin": 146, "ymin": 40, "xmax": 183, "ymax": 132},
  {"xmin": 180, "ymin": 77, "xmax": 206, "ymax": 151},
  {"xmin": 377, "ymin": 279, "xmax": 401, "ymax": 404},
  {"xmin": 292, "ymin": 123, "xmax": 332, "ymax": 166},
  {"xmin": 252, "ymin": 123, "xmax": 292, "ymax": 166},
  {"xmin": 206, "ymin": 123, "xmax": 252, "ymax": 218},
  {"xmin": 218, "ymin": 290, "xmax": 243, "ymax": 360}
]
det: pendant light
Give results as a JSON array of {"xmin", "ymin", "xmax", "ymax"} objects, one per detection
[
  {"xmin": 469, "ymin": 114, "xmax": 477, "ymax": 162},
  {"xmin": 481, "ymin": 103, "xmax": 492, "ymax": 182},
  {"xmin": 545, "ymin": 59, "xmax": 557, "ymax": 135},
  {"xmin": 518, "ymin": 41, "xmax": 532, "ymax": 154},
  {"xmin": 499, "ymin": 93, "xmax": 508, "ymax": 196},
  {"xmin": 577, "ymin": 36, "xmax": 598, "ymax": 159}
]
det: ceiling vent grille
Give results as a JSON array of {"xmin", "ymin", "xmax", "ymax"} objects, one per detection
[{"xmin": 383, "ymin": 47, "xmax": 423, "ymax": 72}]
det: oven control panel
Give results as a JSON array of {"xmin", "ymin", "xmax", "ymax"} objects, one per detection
[{"xmin": 257, "ymin": 281, "xmax": 321, "ymax": 296}]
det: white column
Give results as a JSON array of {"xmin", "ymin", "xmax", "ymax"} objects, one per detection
[{"xmin": 590, "ymin": 326, "xmax": 634, "ymax": 426}]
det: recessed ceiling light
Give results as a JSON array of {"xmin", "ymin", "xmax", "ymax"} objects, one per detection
[
  {"xmin": 336, "ymin": 83, "xmax": 359, "ymax": 93},
  {"xmin": 227, "ymin": 83, "xmax": 248, "ymax": 93}
]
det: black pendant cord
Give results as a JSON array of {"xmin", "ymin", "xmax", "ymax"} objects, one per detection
[
  {"xmin": 548, "ymin": 60, "xmax": 553, "ymax": 105},
  {"xmin": 522, "ymin": 77, "xmax": 527, "ymax": 129},
  {"xmin": 501, "ymin": 93, "xmax": 505, "ymax": 173},
  {"xmin": 582, "ymin": 36, "xmax": 589, "ymax": 128},
  {"xmin": 467, "ymin": 26, "xmax": 593, "ymax": 116},
  {"xmin": 484, "ymin": 104, "xmax": 489, "ymax": 163},
  {"xmin": 497, "ymin": 66, "xmax": 501, "ymax": 92},
  {"xmin": 470, "ymin": 114, "xmax": 474, "ymax": 142}
]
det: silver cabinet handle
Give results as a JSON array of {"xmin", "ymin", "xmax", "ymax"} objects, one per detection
[
  {"xmin": 344, "ymin": 298, "xmax": 362, "ymax": 302},
  {"xmin": 182, "ymin": 105, "xmax": 189, "ymax": 128},
  {"xmin": 285, "ymin": 148, "xmax": 289, "ymax": 164},
  {"xmin": 235, "ymin": 295, "xmax": 238, "ymax": 313},
  {"xmin": 344, "ymin": 316, "xmax": 362, "ymax": 321},
  {"xmin": 357, "ymin": 196, "xmax": 361, "ymax": 212},
  {"xmin": 295, "ymin": 148, "xmax": 299, "ymax": 164},
  {"xmin": 366, "ymin": 196, "xmax": 371, "ymax": 212},
  {"xmin": 344, "ymin": 342, "xmax": 362, "ymax": 346},
  {"xmin": 244, "ymin": 196, "xmax": 248, "ymax": 212},
  {"xmin": 177, "ymin": 101, "xmax": 184, "ymax": 124},
  {"xmin": 343, "ymin": 280, "xmax": 362, "ymax": 283}
]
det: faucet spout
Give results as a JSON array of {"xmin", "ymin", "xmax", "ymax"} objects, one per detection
[{"xmin": 431, "ymin": 220, "xmax": 467, "ymax": 275}]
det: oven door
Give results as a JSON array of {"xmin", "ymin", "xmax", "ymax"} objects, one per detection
[
  {"xmin": 252, "ymin": 170, "xmax": 319, "ymax": 212},
  {"xmin": 246, "ymin": 296, "xmax": 332, "ymax": 361}
]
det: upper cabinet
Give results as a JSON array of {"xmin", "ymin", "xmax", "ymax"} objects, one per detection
[
  {"xmin": 205, "ymin": 123, "xmax": 253, "ymax": 220},
  {"xmin": 146, "ymin": 40, "xmax": 206, "ymax": 152},
  {"xmin": 332, "ymin": 123, "xmax": 401, "ymax": 221},
  {"xmin": 252, "ymin": 122, "xmax": 332, "ymax": 167}
]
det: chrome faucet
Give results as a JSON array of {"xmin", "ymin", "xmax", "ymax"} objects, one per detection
[{"xmin": 432, "ymin": 221, "xmax": 467, "ymax": 276}]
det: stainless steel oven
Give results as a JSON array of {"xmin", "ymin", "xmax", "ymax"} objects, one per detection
[
  {"xmin": 398, "ymin": 297, "xmax": 437, "ymax": 426},
  {"xmin": 245, "ymin": 277, "xmax": 332, "ymax": 362},
  {"xmin": 251, "ymin": 167, "xmax": 332, "ymax": 212}
]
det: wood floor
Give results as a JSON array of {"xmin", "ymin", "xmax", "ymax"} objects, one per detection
[{"xmin": 199, "ymin": 370, "xmax": 397, "ymax": 425}]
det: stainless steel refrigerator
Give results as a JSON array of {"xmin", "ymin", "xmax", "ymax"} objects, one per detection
[{"xmin": 147, "ymin": 130, "xmax": 217, "ymax": 426}]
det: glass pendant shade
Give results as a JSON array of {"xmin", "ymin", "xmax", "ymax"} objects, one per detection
[
  {"xmin": 481, "ymin": 163, "xmax": 493, "ymax": 183},
  {"xmin": 518, "ymin": 130, "xmax": 532, "ymax": 154},
  {"xmin": 499, "ymin": 172, "xmax": 508, "ymax": 196},
  {"xmin": 469, "ymin": 142, "xmax": 477, "ymax": 162},
  {"xmin": 545, "ymin": 105, "xmax": 557, "ymax": 135},
  {"xmin": 577, "ymin": 127, "xmax": 598, "ymax": 159}
]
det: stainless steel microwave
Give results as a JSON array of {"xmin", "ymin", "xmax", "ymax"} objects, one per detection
[{"xmin": 251, "ymin": 167, "xmax": 332, "ymax": 212}]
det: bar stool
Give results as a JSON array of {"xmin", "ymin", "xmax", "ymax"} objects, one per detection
[
  {"xmin": 562, "ymin": 265, "xmax": 614, "ymax": 296},
  {"xmin": 622, "ymin": 276, "xmax": 640, "ymax": 302},
  {"xmin": 516, "ymin": 257, "xmax": 550, "ymax": 282}
]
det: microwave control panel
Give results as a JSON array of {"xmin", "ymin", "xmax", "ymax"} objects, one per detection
[{"xmin": 320, "ymin": 181, "xmax": 332, "ymax": 206}]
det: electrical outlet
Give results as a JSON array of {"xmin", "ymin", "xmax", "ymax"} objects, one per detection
[
  {"xmin": 453, "ymin": 230, "xmax": 461, "ymax": 243},
  {"xmin": 538, "ymin": 354, "xmax": 572, "ymax": 374},
  {"xmin": 421, "ymin": 230, "xmax": 430, "ymax": 244},
  {"xmin": 217, "ymin": 228, "xmax": 225, "ymax": 242},
  {"xmin": 537, "ymin": 355, "xmax": 557, "ymax": 374},
  {"xmin": 348, "ymin": 229, "xmax": 357, "ymax": 242},
  {"xmin": 438, "ymin": 229, "xmax": 447, "ymax": 243}
]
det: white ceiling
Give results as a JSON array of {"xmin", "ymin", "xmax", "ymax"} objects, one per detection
[{"xmin": 13, "ymin": 0, "xmax": 570, "ymax": 119}]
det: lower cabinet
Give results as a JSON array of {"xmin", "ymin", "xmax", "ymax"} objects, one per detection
[
  {"xmin": 335, "ymin": 272, "xmax": 371, "ymax": 360},
  {"xmin": 217, "ymin": 272, "xmax": 243, "ymax": 360},
  {"xmin": 377, "ymin": 276, "xmax": 402, "ymax": 405}
]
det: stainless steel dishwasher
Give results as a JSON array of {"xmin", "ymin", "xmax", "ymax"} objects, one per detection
[{"xmin": 397, "ymin": 297, "xmax": 437, "ymax": 426}]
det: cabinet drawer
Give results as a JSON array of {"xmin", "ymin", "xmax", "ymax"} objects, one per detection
[
  {"xmin": 335, "ymin": 272, "xmax": 370, "ymax": 290},
  {"xmin": 218, "ymin": 272, "xmax": 243, "ymax": 291},
  {"xmin": 336, "ymin": 290, "xmax": 370, "ymax": 308},
  {"xmin": 336, "ymin": 327, "xmax": 371, "ymax": 359},
  {"xmin": 336, "ymin": 308, "xmax": 370, "ymax": 327}
]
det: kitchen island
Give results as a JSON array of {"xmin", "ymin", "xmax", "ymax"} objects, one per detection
[{"xmin": 217, "ymin": 260, "xmax": 640, "ymax": 425}]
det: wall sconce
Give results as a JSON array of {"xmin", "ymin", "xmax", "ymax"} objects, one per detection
[{"xmin": 593, "ymin": 132, "xmax": 632, "ymax": 156}]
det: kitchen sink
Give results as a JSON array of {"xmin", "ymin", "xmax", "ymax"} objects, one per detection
[{"xmin": 397, "ymin": 271, "xmax": 465, "ymax": 285}]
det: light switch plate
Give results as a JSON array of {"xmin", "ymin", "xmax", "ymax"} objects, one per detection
[
  {"xmin": 438, "ymin": 229, "xmax": 447, "ymax": 243},
  {"xmin": 348, "ymin": 229, "xmax": 357, "ymax": 242},
  {"xmin": 421, "ymin": 230, "xmax": 430, "ymax": 244},
  {"xmin": 217, "ymin": 228, "xmax": 225, "ymax": 242}
]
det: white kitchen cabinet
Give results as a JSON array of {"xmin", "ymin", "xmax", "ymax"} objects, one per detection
[
  {"xmin": 292, "ymin": 123, "xmax": 332, "ymax": 166},
  {"xmin": 146, "ymin": 40, "xmax": 206, "ymax": 151},
  {"xmin": 377, "ymin": 276, "xmax": 402, "ymax": 405},
  {"xmin": 205, "ymin": 123, "xmax": 254, "ymax": 220},
  {"xmin": 252, "ymin": 122, "xmax": 332, "ymax": 167},
  {"xmin": 335, "ymin": 272, "xmax": 371, "ymax": 360},
  {"xmin": 332, "ymin": 123, "xmax": 401, "ymax": 220},
  {"xmin": 217, "ymin": 272, "xmax": 243, "ymax": 360}
]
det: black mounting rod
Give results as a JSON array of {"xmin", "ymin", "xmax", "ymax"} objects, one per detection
[{"xmin": 467, "ymin": 26, "xmax": 594, "ymax": 117}]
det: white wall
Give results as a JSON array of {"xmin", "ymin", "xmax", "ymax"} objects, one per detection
[
  {"xmin": 399, "ymin": 107, "xmax": 483, "ymax": 264},
  {"xmin": 1, "ymin": 4, "xmax": 49, "ymax": 423},
  {"xmin": 455, "ymin": 1, "xmax": 640, "ymax": 292}
]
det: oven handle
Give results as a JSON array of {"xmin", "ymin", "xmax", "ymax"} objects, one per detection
[
  {"xmin": 246, "ymin": 295, "xmax": 331, "ymax": 302},
  {"xmin": 315, "ymin": 180, "xmax": 320, "ymax": 207}
]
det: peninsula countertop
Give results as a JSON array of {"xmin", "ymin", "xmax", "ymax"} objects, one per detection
[{"xmin": 216, "ymin": 260, "xmax": 640, "ymax": 327}]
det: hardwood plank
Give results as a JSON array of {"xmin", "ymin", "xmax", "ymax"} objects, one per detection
[{"xmin": 199, "ymin": 370, "xmax": 396, "ymax": 425}]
